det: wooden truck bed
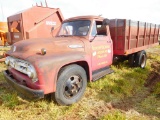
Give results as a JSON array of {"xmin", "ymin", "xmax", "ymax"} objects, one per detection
[{"xmin": 109, "ymin": 19, "xmax": 160, "ymax": 55}]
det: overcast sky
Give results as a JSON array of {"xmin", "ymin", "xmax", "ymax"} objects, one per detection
[{"xmin": 0, "ymin": 0, "xmax": 160, "ymax": 24}]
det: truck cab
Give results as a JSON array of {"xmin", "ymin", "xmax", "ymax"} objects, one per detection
[
  {"xmin": 58, "ymin": 16, "xmax": 113, "ymax": 73},
  {"xmin": 4, "ymin": 16, "xmax": 114, "ymax": 105}
]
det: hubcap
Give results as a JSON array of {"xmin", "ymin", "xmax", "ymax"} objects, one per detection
[
  {"xmin": 64, "ymin": 75, "xmax": 83, "ymax": 98},
  {"xmin": 141, "ymin": 54, "xmax": 146, "ymax": 68}
]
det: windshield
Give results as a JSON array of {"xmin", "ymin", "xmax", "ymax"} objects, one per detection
[{"xmin": 58, "ymin": 20, "xmax": 91, "ymax": 36}]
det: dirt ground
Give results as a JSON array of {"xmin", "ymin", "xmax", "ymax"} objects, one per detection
[{"xmin": 145, "ymin": 61, "xmax": 160, "ymax": 93}]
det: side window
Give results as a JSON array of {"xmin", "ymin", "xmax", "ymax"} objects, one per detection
[
  {"xmin": 96, "ymin": 21, "xmax": 107, "ymax": 36},
  {"xmin": 91, "ymin": 21, "xmax": 107, "ymax": 36}
]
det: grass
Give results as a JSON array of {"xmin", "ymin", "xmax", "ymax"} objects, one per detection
[
  {"xmin": 0, "ymin": 46, "xmax": 10, "ymax": 58},
  {"xmin": 99, "ymin": 110, "xmax": 126, "ymax": 120},
  {"xmin": 0, "ymin": 46, "xmax": 160, "ymax": 120},
  {"xmin": 153, "ymin": 82, "xmax": 160, "ymax": 95}
]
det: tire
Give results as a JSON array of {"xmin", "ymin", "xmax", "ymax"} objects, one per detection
[
  {"xmin": 54, "ymin": 64, "xmax": 87, "ymax": 105},
  {"xmin": 135, "ymin": 50, "xmax": 147, "ymax": 68},
  {"xmin": 128, "ymin": 53, "xmax": 136, "ymax": 67}
]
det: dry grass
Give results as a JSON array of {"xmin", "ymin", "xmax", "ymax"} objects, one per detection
[
  {"xmin": 0, "ymin": 46, "xmax": 10, "ymax": 59},
  {"xmin": 0, "ymin": 46, "xmax": 160, "ymax": 120}
]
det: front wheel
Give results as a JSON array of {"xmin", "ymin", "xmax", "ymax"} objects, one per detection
[{"xmin": 54, "ymin": 64, "xmax": 87, "ymax": 105}]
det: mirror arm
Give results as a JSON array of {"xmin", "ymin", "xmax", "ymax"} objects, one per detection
[
  {"xmin": 51, "ymin": 27, "xmax": 55, "ymax": 37},
  {"xmin": 90, "ymin": 34, "xmax": 97, "ymax": 42}
]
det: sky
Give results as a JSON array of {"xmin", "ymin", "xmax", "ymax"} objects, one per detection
[{"xmin": 0, "ymin": 0, "xmax": 160, "ymax": 24}]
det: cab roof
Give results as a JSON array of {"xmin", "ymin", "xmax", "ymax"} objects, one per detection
[{"xmin": 64, "ymin": 15, "xmax": 105, "ymax": 22}]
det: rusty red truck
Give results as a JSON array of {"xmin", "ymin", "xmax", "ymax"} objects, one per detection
[{"xmin": 3, "ymin": 16, "xmax": 159, "ymax": 105}]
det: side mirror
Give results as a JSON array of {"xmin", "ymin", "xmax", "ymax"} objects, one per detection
[
  {"xmin": 51, "ymin": 27, "xmax": 54, "ymax": 32},
  {"xmin": 103, "ymin": 18, "xmax": 110, "ymax": 26},
  {"xmin": 51, "ymin": 27, "xmax": 55, "ymax": 37}
]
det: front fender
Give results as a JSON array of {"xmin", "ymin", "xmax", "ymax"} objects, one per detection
[{"xmin": 27, "ymin": 52, "xmax": 91, "ymax": 94}]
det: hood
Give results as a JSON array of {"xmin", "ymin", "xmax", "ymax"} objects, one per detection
[{"xmin": 7, "ymin": 37, "xmax": 85, "ymax": 59}]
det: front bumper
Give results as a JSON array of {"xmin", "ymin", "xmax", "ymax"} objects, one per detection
[{"xmin": 3, "ymin": 70, "xmax": 44, "ymax": 100}]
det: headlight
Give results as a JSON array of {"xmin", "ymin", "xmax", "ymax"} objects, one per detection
[
  {"xmin": 5, "ymin": 56, "xmax": 38, "ymax": 82},
  {"xmin": 5, "ymin": 57, "xmax": 10, "ymax": 65},
  {"xmin": 11, "ymin": 45, "xmax": 16, "ymax": 52},
  {"xmin": 26, "ymin": 66, "xmax": 37, "ymax": 82},
  {"xmin": 27, "ymin": 72, "xmax": 33, "ymax": 78},
  {"xmin": 27, "ymin": 66, "xmax": 35, "ymax": 79}
]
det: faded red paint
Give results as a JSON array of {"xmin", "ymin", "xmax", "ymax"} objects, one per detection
[
  {"xmin": 5, "ymin": 16, "xmax": 159, "ymax": 96},
  {"xmin": 109, "ymin": 19, "xmax": 159, "ymax": 55},
  {"xmin": 7, "ymin": 6, "xmax": 64, "ymax": 44}
]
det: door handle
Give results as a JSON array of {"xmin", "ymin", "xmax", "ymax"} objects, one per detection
[{"xmin": 107, "ymin": 41, "xmax": 111, "ymax": 43}]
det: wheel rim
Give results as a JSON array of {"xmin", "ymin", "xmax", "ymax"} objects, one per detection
[
  {"xmin": 140, "ymin": 54, "xmax": 146, "ymax": 68},
  {"xmin": 64, "ymin": 75, "xmax": 83, "ymax": 98}
]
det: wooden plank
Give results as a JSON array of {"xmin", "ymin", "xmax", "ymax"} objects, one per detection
[
  {"xmin": 153, "ymin": 24, "xmax": 156, "ymax": 43},
  {"xmin": 143, "ymin": 22, "xmax": 147, "ymax": 45},
  {"xmin": 148, "ymin": 23, "xmax": 151, "ymax": 45},
  {"xmin": 128, "ymin": 20, "xmax": 131, "ymax": 49},
  {"xmin": 115, "ymin": 19, "xmax": 117, "ymax": 51},
  {"xmin": 124, "ymin": 19, "xmax": 127, "ymax": 51},
  {"xmin": 136, "ymin": 21, "xmax": 140, "ymax": 47},
  {"xmin": 158, "ymin": 25, "xmax": 160, "ymax": 41}
]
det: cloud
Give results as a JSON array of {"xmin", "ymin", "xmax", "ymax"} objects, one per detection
[
  {"xmin": 0, "ymin": 0, "xmax": 160, "ymax": 24},
  {"xmin": 46, "ymin": 0, "xmax": 160, "ymax": 24}
]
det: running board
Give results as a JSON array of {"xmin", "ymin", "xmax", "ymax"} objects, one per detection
[{"xmin": 92, "ymin": 67, "xmax": 114, "ymax": 81}]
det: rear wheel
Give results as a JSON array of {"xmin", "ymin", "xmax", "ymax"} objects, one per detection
[
  {"xmin": 54, "ymin": 64, "xmax": 87, "ymax": 105},
  {"xmin": 135, "ymin": 50, "xmax": 147, "ymax": 68},
  {"xmin": 128, "ymin": 53, "xmax": 136, "ymax": 67}
]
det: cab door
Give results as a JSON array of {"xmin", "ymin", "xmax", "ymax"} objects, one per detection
[{"xmin": 91, "ymin": 21, "xmax": 113, "ymax": 71}]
